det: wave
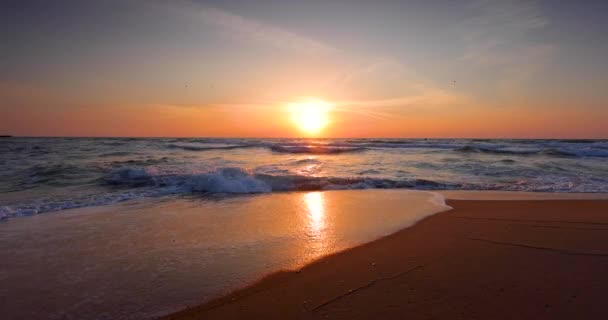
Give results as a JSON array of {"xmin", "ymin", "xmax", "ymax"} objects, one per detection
[
  {"xmin": 110, "ymin": 157, "xmax": 170, "ymax": 167},
  {"xmin": 456, "ymin": 145, "xmax": 536, "ymax": 155},
  {"xmin": 3, "ymin": 138, "xmax": 608, "ymax": 221},
  {"xmin": 349, "ymin": 139, "xmax": 414, "ymax": 144},
  {"xmin": 562, "ymin": 149, "xmax": 608, "ymax": 158},
  {"xmin": 456, "ymin": 145, "xmax": 608, "ymax": 158},
  {"xmin": 99, "ymin": 151, "xmax": 133, "ymax": 157},
  {"xmin": 105, "ymin": 166, "xmax": 155, "ymax": 186},
  {"xmin": 0, "ymin": 191, "xmax": 153, "ymax": 221},
  {"xmin": 8, "ymin": 164, "xmax": 99, "ymax": 186},
  {"xmin": 0, "ymin": 167, "xmax": 461, "ymax": 220},
  {"xmin": 168, "ymin": 143, "xmax": 367, "ymax": 154},
  {"xmin": 167, "ymin": 141, "xmax": 437, "ymax": 154},
  {"xmin": 556, "ymin": 139, "xmax": 597, "ymax": 144},
  {"xmin": 3, "ymin": 159, "xmax": 608, "ymax": 220},
  {"xmin": 167, "ymin": 143, "xmax": 256, "ymax": 152},
  {"xmin": 357, "ymin": 169, "xmax": 382, "ymax": 175},
  {"xmin": 291, "ymin": 158, "xmax": 322, "ymax": 165},
  {"xmin": 269, "ymin": 145, "xmax": 366, "ymax": 154},
  {"xmin": 104, "ymin": 166, "xmax": 458, "ymax": 192},
  {"xmin": 161, "ymin": 140, "xmax": 608, "ymax": 158}
]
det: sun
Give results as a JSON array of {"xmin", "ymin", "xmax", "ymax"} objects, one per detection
[{"xmin": 287, "ymin": 99, "xmax": 333, "ymax": 135}]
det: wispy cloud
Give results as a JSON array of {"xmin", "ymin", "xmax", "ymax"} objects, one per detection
[
  {"xmin": 332, "ymin": 58, "xmax": 409, "ymax": 85},
  {"xmin": 463, "ymin": 0, "xmax": 548, "ymax": 40},
  {"xmin": 459, "ymin": 0, "xmax": 553, "ymax": 71},
  {"xmin": 168, "ymin": 0, "xmax": 337, "ymax": 56},
  {"xmin": 158, "ymin": 0, "xmax": 475, "ymax": 118},
  {"xmin": 333, "ymin": 85, "xmax": 472, "ymax": 120}
]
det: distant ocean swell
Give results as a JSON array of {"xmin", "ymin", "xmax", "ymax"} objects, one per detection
[
  {"xmin": 165, "ymin": 141, "xmax": 608, "ymax": 157},
  {"xmin": 167, "ymin": 142, "xmax": 366, "ymax": 154},
  {"xmin": 455, "ymin": 145, "xmax": 608, "ymax": 158},
  {"xmin": 3, "ymin": 138, "xmax": 608, "ymax": 157}
]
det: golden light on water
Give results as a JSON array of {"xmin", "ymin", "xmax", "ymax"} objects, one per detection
[
  {"xmin": 287, "ymin": 99, "xmax": 332, "ymax": 135},
  {"xmin": 304, "ymin": 192, "xmax": 326, "ymax": 236}
]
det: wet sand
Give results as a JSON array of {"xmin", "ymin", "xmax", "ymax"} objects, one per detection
[
  {"xmin": 164, "ymin": 198, "xmax": 608, "ymax": 319},
  {"xmin": 0, "ymin": 190, "xmax": 449, "ymax": 320}
]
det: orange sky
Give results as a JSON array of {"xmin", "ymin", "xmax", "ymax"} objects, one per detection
[
  {"xmin": 2, "ymin": 100, "xmax": 606, "ymax": 138},
  {"xmin": 2, "ymin": 1, "xmax": 607, "ymax": 138}
]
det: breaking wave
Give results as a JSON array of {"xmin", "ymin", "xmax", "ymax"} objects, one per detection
[
  {"xmin": 1, "ymin": 166, "xmax": 460, "ymax": 219},
  {"xmin": 104, "ymin": 166, "xmax": 461, "ymax": 193}
]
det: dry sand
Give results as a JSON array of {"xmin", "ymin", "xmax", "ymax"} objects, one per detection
[{"xmin": 164, "ymin": 199, "xmax": 608, "ymax": 319}]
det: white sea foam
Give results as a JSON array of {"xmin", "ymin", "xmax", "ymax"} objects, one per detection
[{"xmin": 187, "ymin": 168, "xmax": 271, "ymax": 193}]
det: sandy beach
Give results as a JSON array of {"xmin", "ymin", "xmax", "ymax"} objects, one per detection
[
  {"xmin": 164, "ymin": 197, "xmax": 608, "ymax": 320},
  {"xmin": 3, "ymin": 190, "xmax": 608, "ymax": 319}
]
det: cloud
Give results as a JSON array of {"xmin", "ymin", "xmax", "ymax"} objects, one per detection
[
  {"xmin": 156, "ymin": 1, "xmax": 476, "ymax": 119},
  {"xmin": 450, "ymin": 0, "xmax": 557, "ymax": 98},
  {"xmin": 332, "ymin": 58, "xmax": 409, "ymax": 85},
  {"xmin": 464, "ymin": 0, "xmax": 548, "ymax": 40},
  {"xmin": 168, "ymin": 0, "xmax": 336, "ymax": 56},
  {"xmin": 459, "ymin": 0, "xmax": 553, "ymax": 70},
  {"xmin": 333, "ymin": 85, "xmax": 472, "ymax": 119}
]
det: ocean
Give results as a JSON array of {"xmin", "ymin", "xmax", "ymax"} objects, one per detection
[
  {"xmin": 2, "ymin": 137, "xmax": 608, "ymax": 319},
  {"xmin": 2, "ymin": 137, "xmax": 608, "ymax": 220}
]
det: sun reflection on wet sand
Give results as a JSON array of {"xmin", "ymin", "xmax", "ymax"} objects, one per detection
[
  {"xmin": 305, "ymin": 192, "xmax": 325, "ymax": 234},
  {"xmin": 303, "ymin": 192, "xmax": 329, "ymax": 258}
]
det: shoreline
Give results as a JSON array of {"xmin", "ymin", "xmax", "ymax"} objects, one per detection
[
  {"xmin": 439, "ymin": 190, "xmax": 608, "ymax": 200},
  {"xmin": 163, "ymin": 197, "xmax": 608, "ymax": 319}
]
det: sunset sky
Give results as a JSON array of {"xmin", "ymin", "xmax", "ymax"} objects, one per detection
[{"xmin": 1, "ymin": 0, "xmax": 607, "ymax": 138}]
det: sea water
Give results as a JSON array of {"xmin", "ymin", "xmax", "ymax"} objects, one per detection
[{"xmin": 1, "ymin": 137, "xmax": 607, "ymax": 220}]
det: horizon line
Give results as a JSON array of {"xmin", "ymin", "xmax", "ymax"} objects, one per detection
[{"xmin": 3, "ymin": 135, "xmax": 607, "ymax": 140}]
